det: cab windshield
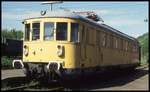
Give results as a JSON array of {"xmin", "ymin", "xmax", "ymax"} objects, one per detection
[
  {"xmin": 24, "ymin": 21, "xmax": 79, "ymax": 42},
  {"xmin": 56, "ymin": 22, "xmax": 67, "ymax": 41}
]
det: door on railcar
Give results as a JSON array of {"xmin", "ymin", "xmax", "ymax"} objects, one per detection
[
  {"xmin": 70, "ymin": 22, "xmax": 81, "ymax": 67},
  {"xmin": 80, "ymin": 25, "xmax": 86, "ymax": 68},
  {"xmin": 96, "ymin": 30, "xmax": 101, "ymax": 66}
]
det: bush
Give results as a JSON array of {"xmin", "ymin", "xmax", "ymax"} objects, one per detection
[{"xmin": 1, "ymin": 56, "xmax": 13, "ymax": 69}]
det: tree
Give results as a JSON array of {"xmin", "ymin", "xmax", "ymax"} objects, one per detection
[{"xmin": 2, "ymin": 29, "xmax": 23, "ymax": 40}]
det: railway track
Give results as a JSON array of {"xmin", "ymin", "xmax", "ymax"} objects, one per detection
[
  {"xmin": 24, "ymin": 86, "xmax": 65, "ymax": 91},
  {"xmin": 2, "ymin": 81, "xmax": 65, "ymax": 91},
  {"xmin": 3, "ymin": 85, "xmax": 64, "ymax": 91},
  {"xmin": 3, "ymin": 85, "xmax": 34, "ymax": 91},
  {"xmin": 1, "ymin": 76, "xmax": 65, "ymax": 91}
]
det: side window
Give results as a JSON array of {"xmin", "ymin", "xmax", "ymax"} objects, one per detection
[
  {"xmin": 32, "ymin": 23, "xmax": 40, "ymax": 41},
  {"xmin": 132, "ymin": 44, "xmax": 134, "ymax": 52},
  {"xmin": 136, "ymin": 45, "xmax": 138, "ymax": 52},
  {"xmin": 25, "ymin": 24, "xmax": 30, "ymax": 41},
  {"xmin": 86, "ymin": 28, "xmax": 89, "ymax": 44},
  {"xmin": 135, "ymin": 45, "xmax": 136, "ymax": 52},
  {"xmin": 135, "ymin": 44, "xmax": 137, "ymax": 52},
  {"xmin": 81, "ymin": 25, "xmax": 85, "ymax": 43},
  {"xmin": 120, "ymin": 38, "xmax": 123, "ymax": 50},
  {"xmin": 71, "ymin": 23, "xmax": 79, "ymax": 42},
  {"xmin": 96, "ymin": 31, "xmax": 100, "ymax": 45},
  {"xmin": 114, "ymin": 37, "xmax": 118, "ymax": 49},
  {"xmin": 103, "ymin": 33, "xmax": 106, "ymax": 47},
  {"xmin": 129, "ymin": 42, "xmax": 131, "ymax": 52},
  {"xmin": 56, "ymin": 22, "xmax": 67, "ymax": 41},
  {"xmin": 130, "ymin": 43, "xmax": 132, "ymax": 52},
  {"xmin": 44, "ymin": 22, "xmax": 54, "ymax": 40},
  {"xmin": 126, "ymin": 41, "xmax": 128, "ymax": 51},
  {"xmin": 133, "ymin": 44, "xmax": 136, "ymax": 52},
  {"xmin": 110, "ymin": 35, "xmax": 113, "ymax": 48},
  {"xmin": 88, "ymin": 27, "xmax": 94, "ymax": 44}
]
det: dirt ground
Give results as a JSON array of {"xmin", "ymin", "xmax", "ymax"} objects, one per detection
[
  {"xmin": 1, "ymin": 66, "xmax": 149, "ymax": 91},
  {"xmin": 1, "ymin": 69, "xmax": 25, "ymax": 80},
  {"xmin": 66, "ymin": 67, "xmax": 149, "ymax": 91},
  {"xmin": 92, "ymin": 68, "xmax": 149, "ymax": 91}
]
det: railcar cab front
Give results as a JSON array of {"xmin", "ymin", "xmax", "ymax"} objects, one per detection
[{"xmin": 21, "ymin": 15, "xmax": 83, "ymax": 81}]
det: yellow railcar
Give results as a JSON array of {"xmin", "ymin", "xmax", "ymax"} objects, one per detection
[{"xmin": 13, "ymin": 10, "xmax": 140, "ymax": 81}]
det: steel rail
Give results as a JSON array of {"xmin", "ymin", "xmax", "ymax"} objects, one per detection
[
  {"xmin": 3, "ymin": 85, "xmax": 31, "ymax": 91},
  {"xmin": 24, "ymin": 86, "xmax": 64, "ymax": 91}
]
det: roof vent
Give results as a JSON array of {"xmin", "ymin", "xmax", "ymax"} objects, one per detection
[{"xmin": 73, "ymin": 11, "xmax": 104, "ymax": 22}]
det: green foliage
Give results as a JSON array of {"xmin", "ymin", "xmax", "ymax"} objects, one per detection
[
  {"xmin": 1, "ymin": 56, "xmax": 13, "ymax": 69},
  {"xmin": 28, "ymin": 80, "xmax": 39, "ymax": 86},
  {"xmin": 140, "ymin": 58, "xmax": 147, "ymax": 65},
  {"xmin": 2, "ymin": 29, "xmax": 23, "ymax": 40},
  {"xmin": 137, "ymin": 32, "xmax": 149, "ymax": 61},
  {"xmin": 2, "ymin": 29, "xmax": 23, "ymax": 69},
  {"xmin": 1, "ymin": 56, "xmax": 22, "ymax": 69}
]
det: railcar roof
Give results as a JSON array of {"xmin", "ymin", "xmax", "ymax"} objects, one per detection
[{"xmin": 24, "ymin": 10, "xmax": 139, "ymax": 43}]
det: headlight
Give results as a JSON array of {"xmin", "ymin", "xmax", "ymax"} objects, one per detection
[
  {"xmin": 57, "ymin": 51, "xmax": 62, "ymax": 56},
  {"xmin": 24, "ymin": 45, "xmax": 28, "ymax": 56},
  {"xmin": 56, "ymin": 45, "xmax": 63, "ymax": 57},
  {"xmin": 24, "ymin": 49, "xmax": 28, "ymax": 56}
]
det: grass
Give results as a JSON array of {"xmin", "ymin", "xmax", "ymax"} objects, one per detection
[
  {"xmin": 1, "ymin": 79, "xmax": 39, "ymax": 91},
  {"xmin": 1, "ymin": 83, "xmax": 10, "ymax": 90},
  {"xmin": 28, "ymin": 80, "xmax": 39, "ymax": 86},
  {"xmin": 140, "ymin": 58, "xmax": 148, "ymax": 66},
  {"xmin": 1, "ymin": 56, "xmax": 13, "ymax": 69}
]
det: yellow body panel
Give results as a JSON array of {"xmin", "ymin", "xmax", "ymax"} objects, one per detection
[{"xmin": 23, "ymin": 41, "xmax": 80, "ymax": 68}]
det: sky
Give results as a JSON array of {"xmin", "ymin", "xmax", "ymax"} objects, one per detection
[{"xmin": 1, "ymin": 1, "xmax": 149, "ymax": 38}]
